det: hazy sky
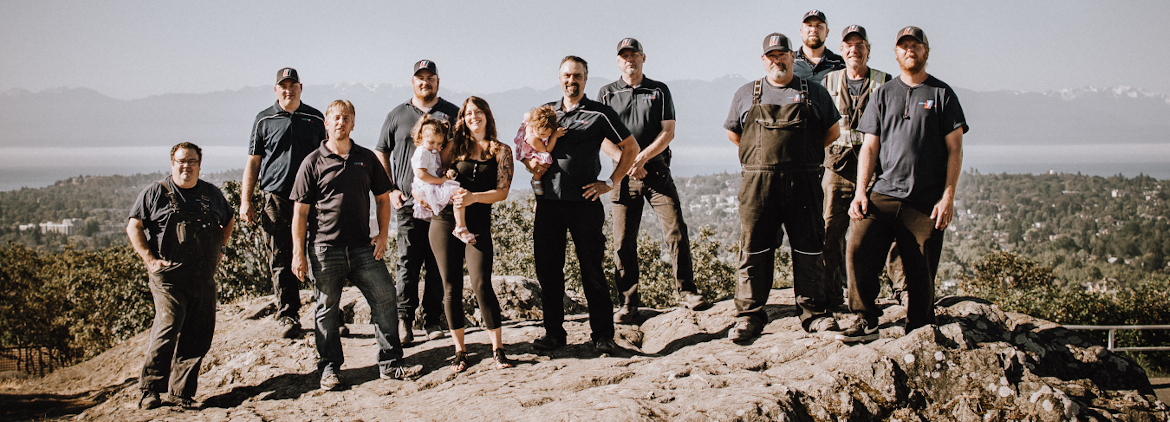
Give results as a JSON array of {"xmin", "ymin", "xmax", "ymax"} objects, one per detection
[{"xmin": 2, "ymin": 0, "xmax": 1167, "ymax": 99}]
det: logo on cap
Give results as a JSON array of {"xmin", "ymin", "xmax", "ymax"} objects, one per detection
[
  {"xmin": 849, "ymin": 25, "xmax": 858, "ymax": 32},
  {"xmin": 283, "ymin": 69, "xmax": 292, "ymax": 78},
  {"xmin": 903, "ymin": 28, "xmax": 915, "ymax": 36},
  {"xmin": 621, "ymin": 39, "xmax": 632, "ymax": 46},
  {"xmin": 809, "ymin": 9, "xmax": 819, "ymax": 15},
  {"xmin": 770, "ymin": 35, "xmax": 780, "ymax": 46},
  {"xmin": 420, "ymin": 60, "xmax": 430, "ymax": 68}
]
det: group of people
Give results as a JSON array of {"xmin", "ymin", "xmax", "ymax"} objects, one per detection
[{"xmin": 125, "ymin": 9, "xmax": 967, "ymax": 410}]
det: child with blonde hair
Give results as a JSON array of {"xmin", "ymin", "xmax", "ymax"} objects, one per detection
[{"xmin": 512, "ymin": 105, "xmax": 566, "ymax": 195}]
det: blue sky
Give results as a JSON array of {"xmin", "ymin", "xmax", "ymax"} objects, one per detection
[{"xmin": 2, "ymin": 0, "xmax": 1166, "ymax": 99}]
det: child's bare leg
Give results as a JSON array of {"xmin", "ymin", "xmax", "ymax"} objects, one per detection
[{"xmin": 453, "ymin": 203, "xmax": 476, "ymax": 244}]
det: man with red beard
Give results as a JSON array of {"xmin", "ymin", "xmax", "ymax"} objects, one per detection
[{"xmin": 837, "ymin": 26, "xmax": 969, "ymax": 343}]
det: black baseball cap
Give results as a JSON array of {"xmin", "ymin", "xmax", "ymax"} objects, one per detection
[
  {"xmin": 802, "ymin": 9, "xmax": 827, "ymax": 23},
  {"xmin": 276, "ymin": 67, "xmax": 299, "ymax": 84},
  {"xmin": 842, "ymin": 25, "xmax": 867, "ymax": 42},
  {"xmin": 762, "ymin": 32, "xmax": 792, "ymax": 54},
  {"xmin": 896, "ymin": 26, "xmax": 928, "ymax": 47},
  {"xmin": 413, "ymin": 59, "xmax": 438, "ymax": 76},
  {"xmin": 617, "ymin": 38, "xmax": 643, "ymax": 54}
]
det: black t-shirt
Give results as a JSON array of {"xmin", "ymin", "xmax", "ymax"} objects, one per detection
[
  {"xmin": 129, "ymin": 178, "xmax": 233, "ymax": 256},
  {"xmin": 290, "ymin": 141, "xmax": 393, "ymax": 247},
  {"xmin": 724, "ymin": 77, "xmax": 841, "ymax": 134},
  {"xmin": 374, "ymin": 98, "xmax": 460, "ymax": 205},
  {"xmin": 597, "ymin": 77, "xmax": 676, "ymax": 163},
  {"xmin": 248, "ymin": 102, "xmax": 327, "ymax": 198},
  {"xmin": 793, "ymin": 48, "xmax": 846, "ymax": 85},
  {"xmin": 541, "ymin": 96, "xmax": 632, "ymax": 201},
  {"xmin": 858, "ymin": 75, "xmax": 969, "ymax": 206}
]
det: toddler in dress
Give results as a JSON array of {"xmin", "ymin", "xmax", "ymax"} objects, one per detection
[
  {"xmin": 410, "ymin": 114, "xmax": 475, "ymax": 244},
  {"xmin": 513, "ymin": 105, "xmax": 566, "ymax": 195}
]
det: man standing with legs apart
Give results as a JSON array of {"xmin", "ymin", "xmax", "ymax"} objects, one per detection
[
  {"xmin": 129, "ymin": 143, "xmax": 234, "ymax": 410},
  {"xmin": 599, "ymin": 38, "xmax": 710, "ymax": 324},
  {"xmin": 375, "ymin": 60, "xmax": 460, "ymax": 344},
  {"xmin": 837, "ymin": 27, "xmax": 968, "ymax": 344},
  {"xmin": 241, "ymin": 68, "xmax": 326, "ymax": 339},
  {"xmin": 724, "ymin": 33, "xmax": 842, "ymax": 344},
  {"xmin": 526, "ymin": 56, "xmax": 641, "ymax": 353},
  {"xmin": 292, "ymin": 100, "xmax": 417, "ymax": 390},
  {"xmin": 793, "ymin": 10, "xmax": 846, "ymax": 85}
]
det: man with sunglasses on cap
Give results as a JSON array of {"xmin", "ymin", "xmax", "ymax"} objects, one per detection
[
  {"xmin": 374, "ymin": 60, "xmax": 461, "ymax": 345},
  {"xmin": 837, "ymin": 26, "xmax": 968, "ymax": 344},
  {"xmin": 724, "ymin": 33, "xmax": 842, "ymax": 343},
  {"xmin": 794, "ymin": 9, "xmax": 846, "ymax": 85},
  {"xmin": 598, "ymin": 38, "xmax": 710, "ymax": 325},
  {"xmin": 241, "ymin": 67, "xmax": 326, "ymax": 339}
]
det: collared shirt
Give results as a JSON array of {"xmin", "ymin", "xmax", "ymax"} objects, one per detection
[
  {"xmin": 793, "ymin": 47, "xmax": 846, "ymax": 85},
  {"xmin": 540, "ymin": 96, "xmax": 632, "ymax": 201},
  {"xmin": 597, "ymin": 76, "xmax": 676, "ymax": 163},
  {"xmin": 858, "ymin": 75, "xmax": 969, "ymax": 206},
  {"xmin": 290, "ymin": 141, "xmax": 392, "ymax": 247},
  {"xmin": 374, "ymin": 98, "xmax": 460, "ymax": 205},
  {"xmin": 248, "ymin": 102, "xmax": 326, "ymax": 198}
]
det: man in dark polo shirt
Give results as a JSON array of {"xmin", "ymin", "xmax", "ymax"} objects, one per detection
[
  {"xmin": 291, "ymin": 100, "xmax": 417, "ymax": 390},
  {"xmin": 793, "ymin": 10, "xmax": 846, "ymax": 85},
  {"xmin": 597, "ymin": 38, "xmax": 710, "ymax": 324},
  {"xmin": 241, "ymin": 67, "xmax": 326, "ymax": 339},
  {"xmin": 374, "ymin": 60, "xmax": 460, "ymax": 344},
  {"xmin": 837, "ymin": 27, "xmax": 968, "ymax": 344},
  {"xmin": 525, "ymin": 56, "xmax": 640, "ymax": 353},
  {"xmin": 724, "ymin": 33, "xmax": 841, "ymax": 343}
]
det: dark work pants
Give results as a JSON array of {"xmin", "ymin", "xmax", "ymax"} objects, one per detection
[
  {"xmin": 140, "ymin": 268, "xmax": 217, "ymax": 399},
  {"xmin": 611, "ymin": 160, "xmax": 696, "ymax": 309},
  {"xmin": 260, "ymin": 192, "xmax": 301, "ymax": 320},
  {"xmin": 736, "ymin": 169, "xmax": 828, "ymax": 328},
  {"xmin": 394, "ymin": 205, "xmax": 443, "ymax": 327},
  {"xmin": 846, "ymin": 193, "xmax": 942, "ymax": 330},
  {"xmin": 430, "ymin": 214, "xmax": 502, "ymax": 331},
  {"xmin": 534, "ymin": 199, "xmax": 612, "ymax": 342},
  {"xmin": 822, "ymin": 170, "xmax": 904, "ymax": 304}
]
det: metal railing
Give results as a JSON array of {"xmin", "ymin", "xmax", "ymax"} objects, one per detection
[{"xmin": 1064, "ymin": 325, "xmax": 1170, "ymax": 352}]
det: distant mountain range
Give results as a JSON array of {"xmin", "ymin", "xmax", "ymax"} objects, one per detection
[{"xmin": 3, "ymin": 77, "xmax": 1169, "ymax": 150}]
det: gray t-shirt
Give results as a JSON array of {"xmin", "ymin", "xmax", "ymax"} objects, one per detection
[
  {"xmin": 374, "ymin": 98, "xmax": 460, "ymax": 205},
  {"xmin": 724, "ymin": 77, "xmax": 840, "ymax": 135},
  {"xmin": 858, "ymin": 75, "xmax": 969, "ymax": 206}
]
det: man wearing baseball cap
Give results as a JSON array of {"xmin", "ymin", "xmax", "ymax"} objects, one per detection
[
  {"xmin": 374, "ymin": 60, "xmax": 460, "ymax": 344},
  {"xmin": 241, "ymin": 67, "xmax": 326, "ymax": 339},
  {"xmin": 837, "ymin": 26, "xmax": 969, "ymax": 343},
  {"xmin": 598, "ymin": 38, "xmax": 710, "ymax": 324},
  {"xmin": 793, "ymin": 9, "xmax": 846, "ymax": 85},
  {"xmin": 819, "ymin": 25, "xmax": 905, "ymax": 310},
  {"xmin": 723, "ymin": 32, "xmax": 842, "ymax": 343}
]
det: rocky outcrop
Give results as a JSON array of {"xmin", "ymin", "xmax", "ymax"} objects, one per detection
[{"xmin": 4, "ymin": 278, "xmax": 1166, "ymax": 421}]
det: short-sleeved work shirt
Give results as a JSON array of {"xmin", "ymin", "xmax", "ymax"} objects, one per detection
[
  {"xmin": 290, "ymin": 141, "xmax": 393, "ymax": 247},
  {"xmin": 858, "ymin": 75, "xmax": 969, "ymax": 206},
  {"xmin": 248, "ymin": 102, "xmax": 326, "ymax": 198},
  {"xmin": 374, "ymin": 98, "xmax": 460, "ymax": 204},
  {"xmin": 724, "ymin": 77, "xmax": 841, "ymax": 135},
  {"xmin": 541, "ymin": 96, "xmax": 632, "ymax": 201},
  {"xmin": 597, "ymin": 77, "xmax": 675, "ymax": 163},
  {"xmin": 793, "ymin": 48, "xmax": 846, "ymax": 85},
  {"xmin": 129, "ymin": 178, "xmax": 233, "ymax": 256}
]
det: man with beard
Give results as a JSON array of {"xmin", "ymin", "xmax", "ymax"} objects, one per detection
[
  {"xmin": 598, "ymin": 38, "xmax": 710, "ymax": 324},
  {"xmin": 819, "ymin": 25, "xmax": 904, "ymax": 309},
  {"xmin": 793, "ymin": 10, "xmax": 845, "ymax": 85},
  {"xmin": 724, "ymin": 33, "xmax": 841, "ymax": 343},
  {"xmin": 837, "ymin": 27, "xmax": 968, "ymax": 344},
  {"xmin": 526, "ymin": 56, "xmax": 640, "ymax": 353},
  {"xmin": 241, "ymin": 68, "xmax": 326, "ymax": 339},
  {"xmin": 374, "ymin": 60, "xmax": 460, "ymax": 344}
]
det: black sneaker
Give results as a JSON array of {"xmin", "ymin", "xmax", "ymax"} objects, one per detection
[
  {"xmin": 380, "ymin": 364, "xmax": 422, "ymax": 380},
  {"xmin": 728, "ymin": 317, "xmax": 763, "ymax": 344},
  {"xmin": 592, "ymin": 339, "xmax": 618, "ymax": 354},
  {"xmin": 836, "ymin": 317, "xmax": 880, "ymax": 343},
  {"xmin": 532, "ymin": 334, "xmax": 566, "ymax": 350},
  {"xmin": 613, "ymin": 306, "xmax": 636, "ymax": 324},
  {"xmin": 277, "ymin": 316, "xmax": 301, "ymax": 339},
  {"xmin": 138, "ymin": 390, "xmax": 162, "ymax": 410}
]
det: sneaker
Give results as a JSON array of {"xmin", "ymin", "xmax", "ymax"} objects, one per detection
[
  {"xmin": 613, "ymin": 306, "xmax": 636, "ymax": 324},
  {"xmin": 728, "ymin": 316, "xmax": 763, "ymax": 344},
  {"xmin": 679, "ymin": 291, "xmax": 711, "ymax": 310},
  {"xmin": 531, "ymin": 179, "xmax": 544, "ymax": 195},
  {"xmin": 138, "ymin": 390, "xmax": 161, "ymax": 410},
  {"xmin": 319, "ymin": 371, "xmax": 341, "ymax": 391},
  {"xmin": 379, "ymin": 364, "xmax": 422, "ymax": 380},
  {"xmin": 592, "ymin": 339, "xmax": 618, "ymax": 354},
  {"xmin": 162, "ymin": 393, "xmax": 202, "ymax": 410},
  {"xmin": 400, "ymin": 320, "xmax": 414, "ymax": 345},
  {"xmin": 425, "ymin": 324, "xmax": 445, "ymax": 340},
  {"xmin": 277, "ymin": 316, "xmax": 301, "ymax": 339},
  {"xmin": 532, "ymin": 334, "xmax": 566, "ymax": 350},
  {"xmin": 806, "ymin": 316, "xmax": 841, "ymax": 333},
  {"xmin": 835, "ymin": 317, "xmax": 880, "ymax": 343}
]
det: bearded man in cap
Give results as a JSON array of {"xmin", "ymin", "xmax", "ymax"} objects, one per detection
[{"xmin": 793, "ymin": 9, "xmax": 846, "ymax": 84}]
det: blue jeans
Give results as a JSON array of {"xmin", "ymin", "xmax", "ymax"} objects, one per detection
[{"xmin": 310, "ymin": 245, "xmax": 403, "ymax": 373}]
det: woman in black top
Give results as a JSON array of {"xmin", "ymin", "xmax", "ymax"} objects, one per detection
[{"xmin": 427, "ymin": 96, "xmax": 515, "ymax": 372}]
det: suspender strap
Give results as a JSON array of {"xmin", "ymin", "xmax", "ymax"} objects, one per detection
[{"xmin": 752, "ymin": 80, "xmax": 762, "ymax": 105}]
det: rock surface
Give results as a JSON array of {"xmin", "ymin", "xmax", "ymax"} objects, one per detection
[{"xmin": 3, "ymin": 278, "xmax": 1167, "ymax": 421}]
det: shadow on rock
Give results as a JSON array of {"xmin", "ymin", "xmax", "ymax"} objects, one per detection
[{"xmin": 202, "ymin": 371, "xmax": 319, "ymax": 408}]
